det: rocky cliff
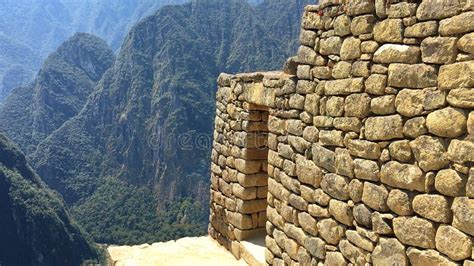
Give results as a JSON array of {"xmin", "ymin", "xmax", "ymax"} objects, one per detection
[{"xmin": 0, "ymin": 33, "xmax": 114, "ymax": 154}]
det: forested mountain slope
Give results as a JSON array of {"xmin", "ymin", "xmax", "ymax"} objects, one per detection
[
  {"xmin": 0, "ymin": 132, "xmax": 98, "ymax": 265},
  {"xmin": 0, "ymin": 33, "xmax": 114, "ymax": 154},
  {"xmin": 0, "ymin": 0, "xmax": 186, "ymax": 102}
]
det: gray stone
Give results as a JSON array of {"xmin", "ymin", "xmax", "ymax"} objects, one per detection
[{"xmin": 321, "ymin": 174, "xmax": 350, "ymax": 201}]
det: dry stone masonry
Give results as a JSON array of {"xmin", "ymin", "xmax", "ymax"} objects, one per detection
[{"xmin": 209, "ymin": 0, "xmax": 474, "ymax": 265}]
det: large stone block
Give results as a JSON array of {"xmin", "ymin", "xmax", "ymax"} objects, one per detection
[
  {"xmin": 354, "ymin": 159, "xmax": 379, "ymax": 181},
  {"xmin": 447, "ymin": 88, "xmax": 474, "ymax": 108},
  {"xmin": 416, "ymin": 0, "xmax": 462, "ymax": 20},
  {"xmin": 373, "ymin": 44, "xmax": 421, "ymax": 64},
  {"xmin": 325, "ymin": 78, "xmax": 364, "ymax": 95},
  {"xmin": 439, "ymin": 11, "xmax": 474, "ymax": 36},
  {"xmin": 312, "ymin": 144, "xmax": 336, "ymax": 173},
  {"xmin": 405, "ymin": 21, "xmax": 438, "ymax": 38},
  {"xmin": 412, "ymin": 194, "xmax": 452, "ymax": 223},
  {"xmin": 436, "ymin": 225, "xmax": 472, "ymax": 261},
  {"xmin": 426, "ymin": 107, "xmax": 467, "ymax": 138},
  {"xmin": 451, "ymin": 197, "xmax": 474, "ymax": 236},
  {"xmin": 448, "ymin": 140, "xmax": 474, "ymax": 164},
  {"xmin": 372, "ymin": 238, "xmax": 408, "ymax": 266},
  {"xmin": 362, "ymin": 182, "xmax": 389, "ymax": 212},
  {"xmin": 438, "ymin": 61, "xmax": 474, "ymax": 90},
  {"xmin": 380, "ymin": 161, "xmax": 425, "ymax": 192},
  {"xmin": 458, "ymin": 32, "xmax": 474, "ymax": 54},
  {"xmin": 321, "ymin": 174, "xmax": 350, "ymax": 201},
  {"xmin": 421, "ymin": 37, "xmax": 458, "ymax": 64},
  {"xmin": 347, "ymin": 139, "xmax": 381, "ymax": 160},
  {"xmin": 409, "ymin": 135, "xmax": 449, "ymax": 171},
  {"xmin": 387, "ymin": 189, "xmax": 413, "ymax": 216},
  {"xmin": 393, "ymin": 216, "xmax": 436, "ymax": 249},
  {"xmin": 365, "ymin": 115, "xmax": 403, "ymax": 141},
  {"xmin": 374, "ymin": 19, "xmax": 403, "ymax": 43},
  {"xmin": 317, "ymin": 218, "xmax": 345, "ymax": 245},
  {"xmin": 388, "ymin": 64, "xmax": 437, "ymax": 88},
  {"xmin": 340, "ymin": 37, "xmax": 361, "ymax": 60},
  {"xmin": 329, "ymin": 199, "xmax": 353, "ymax": 226},
  {"xmin": 344, "ymin": 93, "xmax": 371, "ymax": 118},
  {"xmin": 319, "ymin": 37, "xmax": 342, "ymax": 55},
  {"xmin": 346, "ymin": 0, "xmax": 375, "ymax": 16},
  {"xmin": 351, "ymin": 15, "xmax": 375, "ymax": 35}
]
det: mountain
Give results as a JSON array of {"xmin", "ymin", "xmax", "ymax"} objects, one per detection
[
  {"xmin": 0, "ymin": 132, "xmax": 99, "ymax": 265},
  {"xmin": 0, "ymin": 0, "xmax": 187, "ymax": 102},
  {"xmin": 1, "ymin": 0, "xmax": 310, "ymax": 244},
  {"xmin": 0, "ymin": 33, "xmax": 115, "ymax": 154}
]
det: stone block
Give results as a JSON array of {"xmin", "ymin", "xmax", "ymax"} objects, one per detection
[
  {"xmin": 321, "ymin": 173, "xmax": 350, "ymax": 201},
  {"xmin": 365, "ymin": 115, "xmax": 403, "ymax": 141},
  {"xmin": 317, "ymin": 218, "xmax": 345, "ymax": 245},
  {"xmin": 426, "ymin": 107, "xmax": 467, "ymax": 138},
  {"xmin": 413, "ymin": 194, "xmax": 452, "ymax": 223},
  {"xmin": 325, "ymin": 78, "xmax": 364, "ymax": 95},
  {"xmin": 439, "ymin": 61, "xmax": 474, "ymax": 90},
  {"xmin": 388, "ymin": 63, "xmax": 437, "ymax": 88},
  {"xmin": 436, "ymin": 225, "xmax": 472, "ymax": 261},
  {"xmin": 372, "ymin": 238, "xmax": 408, "ymax": 266},
  {"xmin": 393, "ymin": 216, "xmax": 436, "ymax": 249},
  {"xmin": 421, "ymin": 37, "xmax": 458, "ymax": 64},
  {"xmin": 373, "ymin": 44, "xmax": 421, "ymax": 64},
  {"xmin": 362, "ymin": 182, "xmax": 389, "ymax": 212},
  {"xmin": 439, "ymin": 11, "xmax": 474, "ymax": 35},
  {"xmin": 374, "ymin": 19, "xmax": 403, "ymax": 43},
  {"xmin": 410, "ymin": 135, "xmax": 449, "ymax": 171},
  {"xmin": 381, "ymin": 161, "xmax": 425, "ymax": 192}
]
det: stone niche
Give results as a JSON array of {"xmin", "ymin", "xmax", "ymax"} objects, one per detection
[{"xmin": 209, "ymin": 0, "xmax": 474, "ymax": 265}]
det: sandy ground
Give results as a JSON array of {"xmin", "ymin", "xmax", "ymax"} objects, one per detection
[{"xmin": 107, "ymin": 236, "xmax": 247, "ymax": 266}]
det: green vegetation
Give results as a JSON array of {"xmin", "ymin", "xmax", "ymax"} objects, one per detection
[{"xmin": 0, "ymin": 133, "xmax": 99, "ymax": 265}]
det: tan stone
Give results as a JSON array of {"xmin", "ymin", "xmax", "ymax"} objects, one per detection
[
  {"xmin": 317, "ymin": 218, "xmax": 345, "ymax": 245},
  {"xmin": 387, "ymin": 189, "xmax": 414, "ymax": 216},
  {"xmin": 389, "ymin": 140, "xmax": 412, "ymax": 162},
  {"xmin": 447, "ymin": 88, "xmax": 474, "ymax": 108},
  {"xmin": 297, "ymin": 80, "xmax": 316, "ymax": 94},
  {"xmin": 426, "ymin": 107, "xmax": 467, "ymax": 138},
  {"xmin": 297, "ymin": 45, "xmax": 318, "ymax": 65},
  {"xmin": 421, "ymin": 37, "xmax": 458, "ymax": 64},
  {"xmin": 365, "ymin": 74, "xmax": 386, "ymax": 95},
  {"xmin": 299, "ymin": 30, "xmax": 316, "ymax": 47},
  {"xmin": 347, "ymin": 139, "xmax": 381, "ymax": 160},
  {"xmin": 344, "ymin": 93, "xmax": 371, "ymax": 118},
  {"xmin": 365, "ymin": 115, "xmax": 403, "ymax": 141},
  {"xmin": 417, "ymin": 0, "xmax": 462, "ymax": 20},
  {"xmin": 362, "ymin": 182, "xmax": 389, "ymax": 212},
  {"xmin": 372, "ymin": 238, "xmax": 408, "ymax": 266},
  {"xmin": 340, "ymin": 37, "xmax": 361, "ymax": 60},
  {"xmin": 351, "ymin": 61, "xmax": 370, "ymax": 77},
  {"xmin": 346, "ymin": 0, "xmax": 375, "ymax": 16},
  {"xmin": 393, "ymin": 216, "xmax": 436, "ymax": 249},
  {"xmin": 348, "ymin": 179, "xmax": 363, "ymax": 203},
  {"xmin": 326, "ymin": 96, "xmax": 344, "ymax": 117},
  {"xmin": 334, "ymin": 15, "xmax": 351, "ymax": 36},
  {"xmin": 413, "ymin": 194, "xmax": 452, "ymax": 223},
  {"xmin": 334, "ymin": 117, "xmax": 362, "ymax": 132},
  {"xmin": 339, "ymin": 239, "xmax": 367, "ymax": 265},
  {"xmin": 320, "ymin": 37, "xmax": 342, "ymax": 55},
  {"xmin": 369, "ymin": 97, "xmax": 397, "ymax": 118},
  {"xmin": 410, "ymin": 136, "xmax": 449, "ymax": 171},
  {"xmin": 439, "ymin": 11, "xmax": 474, "ymax": 36},
  {"xmin": 345, "ymin": 230, "xmax": 374, "ymax": 252},
  {"xmin": 451, "ymin": 197, "xmax": 474, "ymax": 236},
  {"xmin": 374, "ymin": 44, "xmax": 420, "ymax": 64},
  {"xmin": 236, "ymin": 199, "xmax": 267, "ymax": 214},
  {"xmin": 395, "ymin": 89, "xmax": 425, "ymax": 117},
  {"xmin": 304, "ymin": 237, "xmax": 326, "ymax": 259},
  {"xmin": 388, "ymin": 63, "xmax": 437, "ymax": 88},
  {"xmin": 298, "ymin": 212, "xmax": 318, "ymax": 236},
  {"xmin": 325, "ymin": 78, "xmax": 364, "ymax": 95},
  {"xmin": 407, "ymin": 248, "xmax": 458, "ymax": 266},
  {"xmin": 351, "ymin": 15, "xmax": 375, "ymax": 35},
  {"xmin": 423, "ymin": 87, "xmax": 447, "ymax": 111},
  {"xmin": 374, "ymin": 19, "xmax": 403, "ymax": 43},
  {"xmin": 331, "ymin": 61, "xmax": 351, "ymax": 79},
  {"xmin": 405, "ymin": 21, "xmax": 438, "ymax": 38},
  {"xmin": 324, "ymin": 252, "xmax": 347, "ymax": 266},
  {"xmin": 458, "ymin": 32, "xmax": 474, "ymax": 54},
  {"xmin": 372, "ymin": 212, "xmax": 393, "ymax": 235},
  {"xmin": 388, "ymin": 2, "xmax": 416, "ymax": 18},
  {"xmin": 335, "ymin": 148, "xmax": 354, "ymax": 178},
  {"xmin": 435, "ymin": 169, "xmax": 466, "ymax": 197},
  {"xmin": 354, "ymin": 159, "xmax": 379, "ymax": 181},
  {"xmin": 438, "ymin": 61, "xmax": 474, "ymax": 90},
  {"xmin": 436, "ymin": 225, "xmax": 472, "ymax": 261},
  {"xmin": 448, "ymin": 140, "xmax": 474, "ymax": 164},
  {"xmin": 308, "ymin": 204, "xmax": 330, "ymax": 218},
  {"xmin": 381, "ymin": 161, "xmax": 425, "ymax": 192},
  {"xmin": 403, "ymin": 117, "xmax": 428, "ymax": 138}
]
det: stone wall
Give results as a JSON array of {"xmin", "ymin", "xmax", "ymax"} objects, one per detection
[{"xmin": 209, "ymin": 0, "xmax": 474, "ymax": 265}]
